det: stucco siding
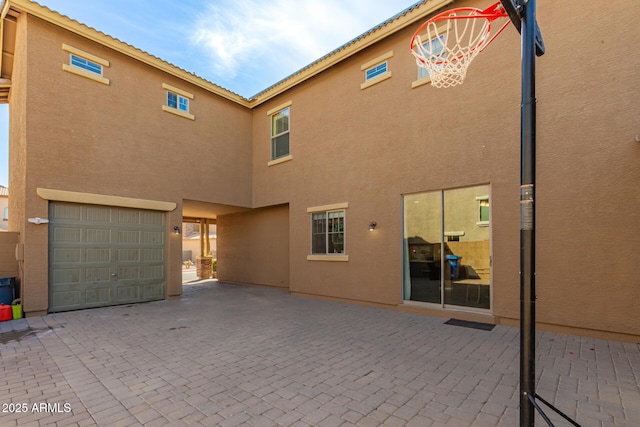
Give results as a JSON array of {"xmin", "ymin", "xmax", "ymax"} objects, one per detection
[
  {"xmin": 15, "ymin": 14, "xmax": 253, "ymax": 315},
  {"xmin": 217, "ymin": 204, "xmax": 289, "ymax": 289}
]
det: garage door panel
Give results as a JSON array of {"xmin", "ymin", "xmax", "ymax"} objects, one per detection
[
  {"xmin": 141, "ymin": 211, "xmax": 164, "ymax": 225},
  {"xmin": 118, "ymin": 210, "xmax": 140, "ymax": 224},
  {"xmin": 143, "ymin": 284, "xmax": 164, "ymax": 298},
  {"xmin": 116, "ymin": 285, "xmax": 140, "ymax": 301},
  {"xmin": 143, "ymin": 248, "xmax": 163, "ymax": 262},
  {"xmin": 142, "ymin": 230, "xmax": 164, "ymax": 245},
  {"xmin": 118, "ymin": 230, "xmax": 140, "ymax": 244},
  {"xmin": 52, "ymin": 248, "xmax": 82, "ymax": 263},
  {"xmin": 51, "ymin": 289, "xmax": 82, "ymax": 309},
  {"xmin": 86, "ymin": 205, "xmax": 112, "ymax": 222},
  {"xmin": 117, "ymin": 265, "xmax": 139, "ymax": 279},
  {"xmin": 52, "ymin": 203, "xmax": 82, "ymax": 221},
  {"xmin": 85, "ymin": 267, "xmax": 110, "ymax": 282},
  {"xmin": 52, "ymin": 268, "xmax": 82, "ymax": 285},
  {"xmin": 118, "ymin": 248, "xmax": 140, "ymax": 262},
  {"xmin": 86, "ymin": 228, "xmax": 112, "ymax": 243},
  {"xmin": 85, "ymin": 287, "xmax": 111, "ymax": 304},
  {"xmin": 86, "ymin": 248, "xmax": 112, "ymax": 263},
  {"xmin": 49, "ymin": 202, "xmax": 166, "ymax": 313},
  {"xmin": 53, "ymin": 227, "xmax": 82, "ymax": 242},
  {"xmin": 143, "ymin": 265, "xmax": 164, "ymax": 279}
]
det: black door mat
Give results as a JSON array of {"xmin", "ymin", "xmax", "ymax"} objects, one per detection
[{"xmin": 444, "ymin": 318, "xmax": 495, "ymax": 331}]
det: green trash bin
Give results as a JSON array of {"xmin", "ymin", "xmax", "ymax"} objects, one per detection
[{"xmin": 12, "ymin": 299, "xmax": 22, "ymax": 319}]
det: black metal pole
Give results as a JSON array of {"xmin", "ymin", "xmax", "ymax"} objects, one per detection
[{"xmin": 519, "ymin": 0, "xmax": 537, "ymax": 426}]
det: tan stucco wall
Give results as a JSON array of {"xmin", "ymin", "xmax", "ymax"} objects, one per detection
[
  {"xmin": 14, "ymin": 14, "xmax": 253, "ymax": 315},
  {"xmin": 217, "ymin": 204, "xmax": 289, "ymax": 289},
  {"xmin": 7, "ymin": 0, "xmax": 640, "ymax": 340},
  {"xmin": 8, "ymin": 11, "xmax": 28, "ymax": 307},
  {"xmin": 248, "ymin": 0, "xmax": 640, "ymax": 338},
  {"xmin": 531, "ymin": 1, "xmax": 640, "ymax": 336}
]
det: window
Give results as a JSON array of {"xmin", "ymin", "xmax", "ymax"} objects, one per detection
[
  {"xmin": 162, "ymin": 83, "xmax": 195, "ymax": 120},
  {"xmin": 307, "ymin": 203, "xmax": 349, "ymax": 261},
  {"xmin": 366, "ymin": 62, "xmax": 388, "ymax": 80},
  {"xmin": 411, "ymin": 27, "xmax": 448, "ymax": 88},
  {"xmin": 70, "ymin": 54, "xmax": 103, "ymax": 75},
  {"xmin": 312, "ymin": 210, "xmax": 345, "ymax": 255},
  {"xmin": 2, "ymin": 207, "xmax": 7, "ymax": 221},
  {"xmin": 62, "ymin": 44, "xmax": 110, "ymax": 85},
  {"xmin": 418, "ymin": 34, "xmax": 446, "ymax": 80},
  {"xmin": 271, "ymin": 106, "xmax": 290, "ymax": 160},
  {"xmin": 403, "ymin": 185, "xmax": 491, "ymax": 310},
  {"xmin": 477, "ymin": 196, "xmax": 490, "ymax": 226},
  {"xmin": 167, "ymin": 92, "xmax": 189, "ymax": 112},
  {"xmin": 360, "ymin": 51, "xmax": 393, "ymax": 90}
]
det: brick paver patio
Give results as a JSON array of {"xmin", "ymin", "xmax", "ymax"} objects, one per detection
[{"xmin": 1, "ymin": 281, "xmax": 638, "ymax": 426}]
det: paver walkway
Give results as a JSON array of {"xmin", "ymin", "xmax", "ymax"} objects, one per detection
[{"xmin": 0, "ymin": 281, "xmax": 638, "ymax": 426}]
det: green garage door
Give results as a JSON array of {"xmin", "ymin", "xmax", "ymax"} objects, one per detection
[{"xmin": 49, "ymin": 202, "xmax": 166, "ymax": 312}]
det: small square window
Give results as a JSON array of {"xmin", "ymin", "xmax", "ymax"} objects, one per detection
[
  {"xmin": 365, "ymin": 62, "xmax": 388, "ymax": 81},
  {"xmin": 161, "ymin": 84, "xmax": 194, "ymax": 120},
  {"xmin": 62, "ymin": 44, "xmax": 110, "ymax": 85},
  {"xmin": 167, "ymin": 92, "xmax": 189, "ymax": 112},
  {"xmin": 360, "ymin": 51, "xmax": 393, "ymax": 90}
]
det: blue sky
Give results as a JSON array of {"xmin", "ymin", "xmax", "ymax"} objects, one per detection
[{"xmin": 0, "ymin": 0, "xmax": 422, "ymax": 187}]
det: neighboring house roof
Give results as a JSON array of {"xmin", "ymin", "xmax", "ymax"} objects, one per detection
[
  {"xmin": 0, "ymin": 185, "xmax": 7, "ymax": 196},
  {"xmin": 0, "ymin": 0, "xmax": 454, "ymax": 108}
]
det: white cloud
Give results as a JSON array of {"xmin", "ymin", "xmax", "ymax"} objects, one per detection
[{"xmin": 191, "ymin": 0, "xmax": 412, "ymax": 84}]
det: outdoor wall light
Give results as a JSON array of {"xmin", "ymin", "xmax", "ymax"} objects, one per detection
[
  {"xmin": 369, "ymin": 221, "xmax": 377, "ymax": 231},
  {"xmin": 173, "ymin": 226, "xmax": 181, "ymax": 235},
  {"xmin": 27, "ymin": 217, "xmax": 49, "ymax": 225}
]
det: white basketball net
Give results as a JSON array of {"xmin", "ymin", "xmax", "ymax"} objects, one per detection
[{"xmin": 411, "ymin": 10, "xmax": 493, "ymax": 89}]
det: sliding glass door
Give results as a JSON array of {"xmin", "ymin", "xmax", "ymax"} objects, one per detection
[{"xmin": 403, "ymin": 185, "xmax": 491, "ymax": 310}]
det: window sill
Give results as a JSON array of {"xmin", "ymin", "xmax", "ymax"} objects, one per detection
[
  {"xmin": 162, "ymin": 105, "xmax": 195, "ymax": 120},
  {"xmin": 360, "ymin": 71, "xmax": 392, "ymax": 90},
  {"xmin": 307, "ymin": 255, "xmax": 349, "ymax": 262},
  {"xmin": 267, "ymin": 154, "xmax": 293, "ymax": 166},
  {"xmin": 411, "ymin": 76, "xmax": 432, "ymax": 88},
  {"xmin": 476, "ymin": 221, "xmax": 490, "ymax": 227},
  {"xmin": 62, "ymin": 64, "xmax": 110, "ymax": 85}
]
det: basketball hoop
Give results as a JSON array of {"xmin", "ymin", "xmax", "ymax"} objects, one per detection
[{"xmin": 410, "ymin": 1, "xmax": 511, "ymax": 88}]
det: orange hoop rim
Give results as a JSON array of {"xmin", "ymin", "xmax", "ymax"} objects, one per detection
[{"xmin": 410, "ymin": 1, "xmax": 510, "ymax": 65}]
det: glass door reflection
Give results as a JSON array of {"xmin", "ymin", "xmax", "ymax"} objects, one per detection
[{"xmin": 403, "ymin": 185, "xmax": 491, "ymax": 310}]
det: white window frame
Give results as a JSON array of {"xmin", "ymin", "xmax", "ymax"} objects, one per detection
[
  {"xmin": 162, "ymin": 83, "xmax": 195, "ymax": 120},
  {"xmin": 412, "ymin": 24, "xmax": 449, "ymax": 88},
  {"xmin": 267, "ymin": 101, "xmax": 293, "ymax": 165},
  {"xmin": 476, "ymin": 195, "xmax": 490, "ymax": 227},
  {"xmin": 62, "ymin": 44, "xmax": 110, "ymax": 85},
  {"xmin": 360, "ymin": 51, "xmax": 393, "ymax": 90},
  {"xmin": 307, "ymin": 202, "xmax": 349, "ymax": 262}
]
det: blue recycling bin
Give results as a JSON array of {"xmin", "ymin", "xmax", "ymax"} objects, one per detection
[
  {"xmin": 445, "ymin": 255, "xmax": 461, "ymax": 281},
  {"xmin": 0, "ymin": 277, "xmax": 15, "ymax": 305}
]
